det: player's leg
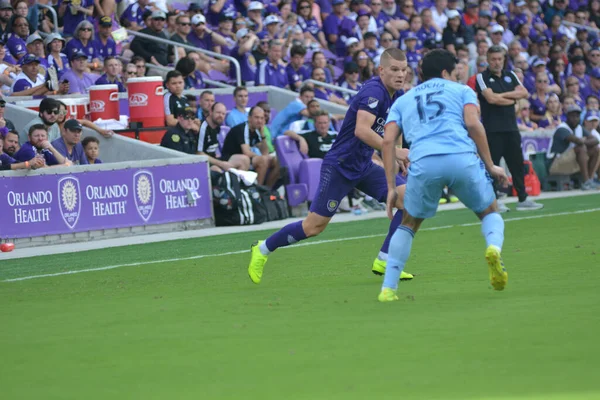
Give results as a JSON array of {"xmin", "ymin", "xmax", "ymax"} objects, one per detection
[
  {"xmin": 356, "ymin": 164, "xmax": 413, "ymax": 280},
  {"xmin": 449, "ymin": 153, "xmax": 507, "ymax": 291},
  {"xmin": 248, "ymin": 163, "xmax": 354, "ymax": 284},
  {"xmin": 228, "ymin": 154, "xmax": 251, "ymax": 170},
  {"xmin": 378, "ymin": 157, "xmax": 444, "ymax": 301}
]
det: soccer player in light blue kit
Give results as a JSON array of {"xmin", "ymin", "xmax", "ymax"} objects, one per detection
[{"xmin": 378, "ymin": 49, "xmax": 509, "ymax": 302}]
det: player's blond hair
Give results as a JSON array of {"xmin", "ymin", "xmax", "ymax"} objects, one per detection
[{"xmin": 380, "ymin": 48, "xmax": 406, "ymax": 67}]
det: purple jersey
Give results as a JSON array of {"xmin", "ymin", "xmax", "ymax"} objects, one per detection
[
  {"xmin": 14, "ymin": 142, "xmax": 59, "ymax": 166},
  {"xmin": 286, "ymin": 63, "xmax": 310, "ymax": 90},
  {"xmin": 230, "ymin": 46, "xmax": 257, "ymax": 83},
  {"xmin": 121, "ymin": 2, "xmax": 147, "ymax": 28},
  {"xmin": 298, "ymin": 16, "xmax": 321, "ymax": 37},
  {"xmin": 6, "ymin": 34, "xmax": 26, "ymax": 59},
  {"xmin": 315, "ymin": 0, "xmax": 332, "ymax": 14},
  {"xmin": 523, "ymin": 70, "xmax": 555, "ymax": 92},
  {"xmin": 314, "ymin": 86, "xmax": 332, "ymax": 101},
  {"xmin": 323, "ymin": 76, "xmax": 400, "ymax": 179},
  {"xmin": 185, "ymin": 70, "xmax": 205, "ymax": 89},
  {"xmin": 66, "ymin": 38, "xmax": 99, "ymax": 63},
  {"xmin": 47, "ymin": 53, "xmax": 71, "ymax": 79},
  {"xmin": 207, "ymin": 0, "xmax": 237, "ymax": 26},
  {"xmin": 573, "ymin": 74, "xmax": 591, "ymax": 94},
  {"xmin": 61, "ymin": 70, "xmax": 99, "ymax": 94},
  {"xmin": 11, "ymin": 72, "xmax": 45, "ymax": 93},
  {"xmin": 51, "ymin": 137, "xmax": 88, "ymax": 164},
  {"xmin": 529, "ymin": 93, "xmax": 548, "ymax": 116},
  {"xmin": 372, "ymin": 12, "xmax": 389, "ymax": 36},
  {"xmin": 417, "ymin": 26, "xmax": 436, "ymax": 43},
  {"xmin": 256, "ymin": 60, "xmax": 288, "ymax": 88},
  {"xmin": 95, "ymin": 73, "xmax": 126, "ymax": 92},
  {"xmin": 3, "ymin": 50, "xmax": 17, "ymax": 65},
  {"xmin": 60, "ymin": 0, "xmax": 94, "ymax": 36},
  {"xmin": 581, "ymin": 86, "xmax": 600, "ymax": 102},
  {"xmin": 406, "ymin": 50, "xmax": 422, "ymax": 72},
  {"xmin": 187, "ymin": 32, "xmax": 214, "ymax": 52},
  {"xmin": 94, "ymin": 36, "xmax": 117, "ymax": 61},
  {"xmin": 0, "ymin": 152, "xmax": 16, "ymax": 166}
]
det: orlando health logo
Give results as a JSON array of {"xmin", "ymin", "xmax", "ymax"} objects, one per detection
[
  {"xmin": 58, "ymin": 176, "xmax": 81, "ymax": 229},
  {"xmin": 134, "ymin": 170, "xmax": 155, "ymax": 221}
]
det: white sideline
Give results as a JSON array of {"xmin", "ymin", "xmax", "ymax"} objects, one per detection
[{"xmin": 4, "ymin": 207, "xmax": 599, "ymax": 283}]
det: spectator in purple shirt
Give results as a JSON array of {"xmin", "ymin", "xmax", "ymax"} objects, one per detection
[
  {"xmin": 5, "ymin": 15, "xmax": 29, "ymax": 60},
  {"xmin": 65, "ymin": 20, "xmax": 101, "ymax": 70},
  {"xmin": 11, "ymin": 54, "xmax": 68, "ymax": 96},
  {"xmin": 188, "ymin": 13, "xmax": 229, "ymax": 55},
  {"xmin": 570, "ymin": 55, "xmax": 591, "ymax": 94},
  {"xmin": 94, "ymin": 57, "xmax": 126, "ymax": 92},
  {"xmin": 529, "ymin": 71, "xmax": 551, "ymax": 123},
  {"xmin": 82, "ymin": 136, "xmax": 102, "ymax": 164},
  {"xmin": 207, "ymin": 0, "xmax": 238, "ymax": 27},
  {"xmin": 15, "ymin": 124, "xmax": 66, "ymax": 167},
  {"xmin": 0, "ymin": 134, "xmax": 44, "ymax": 171},
  {"xmin": 120, "ymin": 0, "xmax": 150, "ymax": 31},
  {"xmin": 256, "ymin": 39, "xmax": 288, "ymax": 88},
  {"xmin": 311, "ymin": 67, "xmax": 346, "ymax": 105},
  {"xmin": 61, "ymin": 50, "xmax": 99, "ymax": 94},
  {"xmin": 51, "ymin": 119, "xmax": 88, "ymax": 164},
  {"xmin": 286, "ymin": 44, "xmax": 309, "ymax": 91},
  {"xmin": 262, "ymin": 15, "xmax": 282, "ymax": 40},
  {"xmin": 58, "ymin": 0, "xmax": 94, "ymax": 37},
  {"xmin": 582, "ymin": 68, "xmax": 600, "ymax": 101},
  {"xmin": 94, "ymin": 16, "xmax": 117, "ymax": 61},
  {"xmin": 217, "ymin": 14, "xmax": 237, "ymax": 56},
  {"xmin": 45, "ymin": 33, "xmax": 70, "ymax": 79},
  {"xmin": 230, "ymin": 28, "xmax": 259, "ymax": 84},
  {"xmin": 337, "ymin": 62, "xmax": 362, "ymax": 103},
  {"xmin": 297, "ymin": 0, "xmax": 328, "ymax": 48}
]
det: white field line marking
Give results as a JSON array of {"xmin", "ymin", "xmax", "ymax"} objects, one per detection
[{"xmin": 4, "ymin": 207, "xmax": 600, "ymax": 283}]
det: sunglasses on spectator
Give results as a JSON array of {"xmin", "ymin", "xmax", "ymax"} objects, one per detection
[
  {"xmin": 181, "ymin": 115, "xmax": 194, "ymax": 120},
  {"xmin": 403, "ymin": 4, "xmax": 414, "ymax": 8},
  {"xmin": 299, "ymin": 5, "xmax": 310, "ymax": 9},
  {"xmin": 381, "ymin": 38, "xmax": 392, "ymax": 42},
  {"xmin": 46, "ymin": 109, "xmax": 60, "ymax": 115},
  {"xmin": 567, "ymin": 82, "xmax": 578, "ymax": 86},
  {"xmin": 537, "ymin": 80, "xmax": 548, "ymax": 83},
  {"xmin": 371, "ymin": 2, "xmax": 382, "ymax": 5},
  {"xmin": 127, "ymin": 71, "xmax": 137, "ymax": 75},
  {"xmin": 521, "ymin": 107, "xmax": 530, "ymax": 110},
  {"xmin": 179, "ymin": 22, "xmax": 191, "ymax": 26},
  {"xmin": 153, "ymin": 18, "xmax": 166, "ymax": 21},
  {"xmin": 0, "ymin": 104, "xmax": 5, "ymax": 108},
  {"xmin": 81, "ymin": 27, "xmax": 92, "ymax": 31}
]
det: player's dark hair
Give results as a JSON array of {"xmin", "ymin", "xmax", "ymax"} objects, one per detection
[
  {"xmin": 421, "ymin": 49, "xmax": 457, "ymax": 81},
  {"xmin": 300, "ymin": 85, "xmax": 315, "ymax": 96},
  {"xmin": 233, "ymin": 86, "xmax": 247, "ymax": 96},
  {"xmin": 290, "ymin": 44, "xmax": 307, "ymax": 58},
  {"xmin": 82, "ymin": 136, "xmax": 100, "ymax": 148}
]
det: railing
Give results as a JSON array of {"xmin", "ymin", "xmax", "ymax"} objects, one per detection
[
  {"xmin": 136, "ymin": 61, "xmax": 233, "ymax": 89},
  {"xmin": 303, "ymin": 79, "xmax": 359, "ymax": 96},
  {"xmin": 126, "ymin": 29, "xmax": 242, "ymax": 87},
  {"xmin": 37, "ymin": 4, "xmax": 59, "ymax": 34},
  {"xmin": 562, "ymin": 21, "xmax": 599, "ymax": 34}
]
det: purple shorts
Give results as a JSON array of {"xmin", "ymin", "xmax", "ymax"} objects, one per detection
[{"xmin": 310, "ymin": 162, "xmax": 406, "ymax": 217}]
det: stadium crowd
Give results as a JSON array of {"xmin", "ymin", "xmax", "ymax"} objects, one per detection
[{"xmin": 0, "ymin": 0, "xmax": 599, "ymax": 188}]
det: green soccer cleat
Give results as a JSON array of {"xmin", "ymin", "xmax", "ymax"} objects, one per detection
[
  {"xmin": 378, "ymin": 288, "xmax": 399, "ymax": 302},
  {"xmin": 371, "ymin": 258, "xmax": 414, "ymax": 280},
  {"xmin": 485, "ymin": 245, "xmax": 508, "ymax": 291},
  {"xmin": 248, "ymin": 241, "xmax": 268, "ymax": 284}
]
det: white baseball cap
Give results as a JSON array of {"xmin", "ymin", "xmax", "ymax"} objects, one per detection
[
  {"xmin": 248, "ymin": 1, "xmax": 263, "ymax": 11},
  {"xmin": 191, "ymin": 13, "xmax": 206, "ymax": 25},
  {"xmin": 447, "ymin": 10, "xmax": 461, "ymax": 19},
  {"xmin": 264, "ymin": 15, "xmax": 280, "ymax": 25},
  {"xmin": 345, "ymin": 37, "xmax": 360, "ymax": 46},
  {"xmin": 491, "ymin": 24, "xmax": 504, "ymax": 34}
]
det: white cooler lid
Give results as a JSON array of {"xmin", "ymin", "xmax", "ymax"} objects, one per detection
[{"xmin": 89, "ymin": 84, "xmax": 119, "ymax": 91}]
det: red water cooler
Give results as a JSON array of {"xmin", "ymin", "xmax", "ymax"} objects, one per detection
[
  {"xmin": 88, "ymin": 84, "xmax": 120, "ymax": 121},
  {"xmin": 127, "ymin": 77, "xmax": 165, "ymax": 127}
]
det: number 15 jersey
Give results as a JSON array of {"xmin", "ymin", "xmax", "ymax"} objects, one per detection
[{"xmin": 386, "ymin": 78, "xmax": 479, "ymax": 163}]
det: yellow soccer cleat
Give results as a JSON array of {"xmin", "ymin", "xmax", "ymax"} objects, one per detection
[
  {"xmin": 439, "ymin": 198, "xmax": 448, "ymax": 204},
  {"xmin": 485, "ymin": 245, "xmax": 508, "ymax": 291},
  {"xmin": 378, "ymin": 288, "xmax": 399, "ymax": 302},
  {"xmin": 248, "ymin": 241, "xmax": 268, "ymax": 284},
  {"xmin": 371, "ymin": 258, "xmax": 414, "ymax": 280},
  {"xmin": 449, "ymin": 195, "xmax": 459, "ymax": 203}
]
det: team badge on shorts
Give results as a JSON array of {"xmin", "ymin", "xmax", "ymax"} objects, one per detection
[
  {"xmin": 368, "ymin": 97, "xmax": 379, "ymax": 109},
  {"xmin": 327, "ymin": 200, "xmax": 339, "ymax": 212}
]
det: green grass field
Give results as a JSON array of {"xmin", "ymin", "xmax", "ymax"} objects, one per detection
[{"xmin": 1, "ymin": 195, "xmax": 600, "ymax": 400}]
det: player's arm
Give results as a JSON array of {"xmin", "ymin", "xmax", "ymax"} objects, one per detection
[
  {"xmin": 464, "ymin": 104, "xmax": 507, "ymax": 185},
  {"xmin": 382, "ymin": 121, "xmax": 402, "ymax": 192},
  {"xmin": 355, "ymin": 110, "xmax": 383, "ymax": 151},
  {"xmin": 476, "ymin": 74, "xmax": 515, "ymax": 106},
  {"xmin": 499, "ymin": 71, "xmax": 529, "ymax": 100}
]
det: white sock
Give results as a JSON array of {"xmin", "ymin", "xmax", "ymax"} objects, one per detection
[
  {"xmin": 259, "ymin": 241, "xmax": 271, "ymax": 256},
  {"xmin": 377, "ymin": 251, "xmax": 388, "ymax": 261}
]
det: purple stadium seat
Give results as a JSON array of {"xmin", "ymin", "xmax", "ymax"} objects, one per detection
[
  {"xmin": 331, "ymin": 64, "xmax": 343, "ymax": 81},
  {"xmin": 274, "ymin": 136, "xmax": 322, "ymax": 206},
  {"xmin": 208, "ymin": 69, "xmax": 230, "ymax": 83}
]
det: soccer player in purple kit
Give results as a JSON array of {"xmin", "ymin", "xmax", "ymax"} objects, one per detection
[{"xmin": 248, "ymin": 48, "xmax": 414, "ymax": 284}]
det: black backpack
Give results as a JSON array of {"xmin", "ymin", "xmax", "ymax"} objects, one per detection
[
  {"xmin": 255, "ymin": 185, "xmax": 289, "ymax": 221},
  {"xmin": 212, "ymin": 172, "xmax": 267, "ymax": 226}
]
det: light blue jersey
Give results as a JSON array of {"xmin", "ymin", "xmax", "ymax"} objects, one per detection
[{"xmin": 386, "ymin": 78, "xmax": 478, "ymax": 162}]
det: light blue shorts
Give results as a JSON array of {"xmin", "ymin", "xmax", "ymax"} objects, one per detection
[{"xmin": 404, "ymin": 152, "xmax": 496, "ymax": 219}]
